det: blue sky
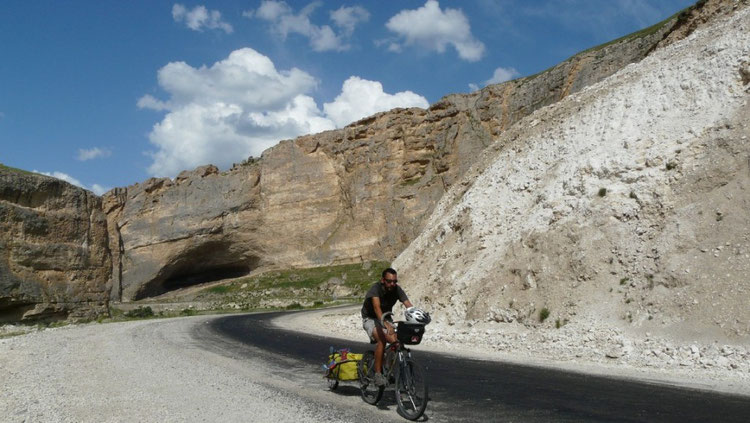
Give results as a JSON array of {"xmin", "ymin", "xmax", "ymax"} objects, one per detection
[{"xmin": 0, "ymin": 0, "xmax": 694, "ymax": 194}]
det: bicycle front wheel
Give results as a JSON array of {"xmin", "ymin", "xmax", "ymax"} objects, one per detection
[
  {"xmin": 358, "ymin": 351, "xmax": 384, "ymax": 405},
  {"xmin": 395, "ymin": 357, "xmax": 428, "ymax": 420}
]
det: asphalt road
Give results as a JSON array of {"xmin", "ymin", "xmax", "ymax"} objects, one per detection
[{"xmin": 204, "ymin": 311, "xmax": 750, "ymax": 422}]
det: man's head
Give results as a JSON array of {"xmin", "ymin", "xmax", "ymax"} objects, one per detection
[{"xmin": 381, "ymin": 268, "xmax": 398, "ymax": 292}]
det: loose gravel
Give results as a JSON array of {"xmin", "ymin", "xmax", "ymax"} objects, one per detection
[{"xmin": 0, "ymin": 317, "xmax": 402, "ymax": 423}]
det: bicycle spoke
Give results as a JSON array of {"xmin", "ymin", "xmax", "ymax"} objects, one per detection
[{"xmin": 409, "ymin": 395, "xmax": 418, "ymax": 411}]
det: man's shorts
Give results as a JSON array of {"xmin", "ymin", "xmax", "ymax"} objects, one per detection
[
  {"xmin": 362, "ymin": 317, "xmax": 381, "ymax": 341},
  {"xmin": 363, "ymin": 317, "xmax": 392, "ymax": 341}
]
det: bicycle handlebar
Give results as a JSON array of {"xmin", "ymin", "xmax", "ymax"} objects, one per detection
[{"xmin": 380, "ymin": 311, "xmax": 394, "ymax": 326}]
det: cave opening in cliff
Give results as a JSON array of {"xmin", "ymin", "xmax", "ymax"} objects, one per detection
[
  {"xmin": 132, "ymin": 241, "xmax": 260, "ymax": 300},
  {"xmin": 134, "ymin": 263, "xmax": 255, "ymax": 300},
  {"xmin": 0, "ymin": 299, "xmax": 69, "ymax": 324},
  {"xmin": 163, "ymin": 264, "xmax": 251, "ymax": 291},
  {"xmin": 0, "ymin": 301, "xmax": 36, "ymax": 323}
]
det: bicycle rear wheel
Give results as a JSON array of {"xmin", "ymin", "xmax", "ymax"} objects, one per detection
[
  {"xmin": 358, "ymin": 351, "xmax": 384, "ymax": 405},
  {"xmin": 395, "ymin": 357, "xmax": 428, "ymax": 420}
]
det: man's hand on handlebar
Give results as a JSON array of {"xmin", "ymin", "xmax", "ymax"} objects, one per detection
[
  {"xmin": 379, "ymin": 311, "xmax": 396, "ymax": 341},
  {"xmin": 384, "ymin": 320, "xmax": 395, "ymax": 337}
]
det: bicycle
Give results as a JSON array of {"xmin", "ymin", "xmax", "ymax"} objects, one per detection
[{"xmin": 357, "ymin": 311, "xmax": 429, "ymax": 421}]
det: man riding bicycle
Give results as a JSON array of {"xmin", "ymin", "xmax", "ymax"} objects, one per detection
[{"xmin": 361, "ymin": 267, "xmax": 413, "ymax": 387}]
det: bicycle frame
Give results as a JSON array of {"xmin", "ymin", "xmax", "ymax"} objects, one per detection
[{"xmin": 383, "ymin": 342, "xmax": 410, "ymax": 381}]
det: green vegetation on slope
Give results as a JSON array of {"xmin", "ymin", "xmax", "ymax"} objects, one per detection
[
  {"xmin": 522, "ymin": 2, "xmax": 695, "ymax": 83},
  {"xmin": 236, "ymin": 261, "xmax": 387, "ymax": 292},
  {"xmin": 193, "ymin": 261, "xmax": 390, "ymax": 308},
  {"xmin": 0, "ymin": 163, "xmax": 36, "ymax": 176},
  {"xmin": 108, "ymin": 261, "xmax": 391, "ymax": 319}
]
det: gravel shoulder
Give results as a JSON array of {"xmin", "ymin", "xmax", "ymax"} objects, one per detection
[
  {"xmin": 0, "ymin": 316, "xmax": 401, "ymax": 423},
  {"xmin": 274, "ymin": 305, "xmax": 750, "ymax": 397}
]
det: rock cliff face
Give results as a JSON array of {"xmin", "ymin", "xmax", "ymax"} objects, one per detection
[
  {"xmin": 103, "ymin": 6, "xmax": 689, "ymax": 301},
  {"xmin": 0, "ymin": 167, "xmax": 110, "ymax": 322},
  {"xmin": 394, "ymin": 3, "xmax": 750, "ymax": 342}
]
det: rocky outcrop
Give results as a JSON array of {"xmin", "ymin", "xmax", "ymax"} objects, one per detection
[
  {"xmin": 104, "ymin": 5, "xmax": 694, "ymax": 301},
  {"xmin": 103, "ymin": 164, "xmax": 264, "ymax": 300},
  {"xmin": 394, "ymin": 4, "xmax": 750, "ymax": 343},
  {"xmin": 0, "ymin": 167, "xmax": 110, "ymax": 322}
]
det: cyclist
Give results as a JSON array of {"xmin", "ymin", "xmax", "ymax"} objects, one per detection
[{"xmin": 361, "ymin": 267, "xmax": 413, "ymax": 387}]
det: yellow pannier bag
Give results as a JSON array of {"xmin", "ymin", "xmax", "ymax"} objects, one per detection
[{"xmin": 326, "ymin": 350, "xmax": 363, "ymax": 381}]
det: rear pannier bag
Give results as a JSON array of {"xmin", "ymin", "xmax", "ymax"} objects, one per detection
[
  {"xmin": 397, "ymin": 322, "xmax": 425, "ymax": 345},
  {"xmin": 325, "ymin": 349, "xmax": 363, "ymax": 381}
]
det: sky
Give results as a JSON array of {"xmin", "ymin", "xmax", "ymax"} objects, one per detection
[{"xmin": 0, "ymin": 0, "xmax": 695, "ymax": 195}]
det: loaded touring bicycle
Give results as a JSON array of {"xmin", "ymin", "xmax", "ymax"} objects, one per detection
[{"xmin": 324, "ymin": 308, "xmax": 431, "ymax": 420}]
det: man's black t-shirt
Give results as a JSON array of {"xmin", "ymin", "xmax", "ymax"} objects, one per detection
[{"xmin": 361, "ymin": 282, "xmax": 409, "ymax": 319}]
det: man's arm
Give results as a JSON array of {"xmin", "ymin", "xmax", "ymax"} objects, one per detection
[
  {"xmin": 372, "ymin": 297, "xmax": 395, "ymax": 335},
  {"xmin": 403, "ymin": 300, "xmax": 414, "ymax": 309},
  {"xmin": 372, "ymin": 296, "xmax": 384, "ymax": 322}
]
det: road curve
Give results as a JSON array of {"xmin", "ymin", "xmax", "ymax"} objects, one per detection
[{"xmin": 207, "ymin": 311, "xmax": 750, "ymax": 423}]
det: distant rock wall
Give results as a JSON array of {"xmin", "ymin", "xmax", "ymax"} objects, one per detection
[
  {"xmin": 0, "ymin": 168, "xmax": 110, "ymax": 322},
  {"xmin": 104, "ymin": 14, "xmax": 683, "ymax": 301}
]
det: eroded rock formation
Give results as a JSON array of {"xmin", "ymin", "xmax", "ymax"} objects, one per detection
[
  {"xmin": 0, "ymin": 168, "xmax": 110, "ymax": 322},
  {"xmin": 103, "ymin": 8, "xmax": 688, "ymax": 301},
  {"xmin": 394, "ymin": 3, "xmax": 750, "ymax": 342}
]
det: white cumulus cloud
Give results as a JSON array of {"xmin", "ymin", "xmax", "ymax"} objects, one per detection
[
  {"xmin": 150, "ymin": 49, "xmax": 318, "ymax": 111},
  {"xmin": 469, "ymin": 66, "xmax": 521, "ymax": 91},
  {"xmin": 324, "ymin": 77, "xmax": 429, "ymax": 128},
  {"xmin": 140, "ymin": 48, "xmax": 429, "ymax": 177},
  {"xmin": 137, "ymin": 95, "xmax": 169, "ymax": 111},
  {"xmin": 485, "ymin": 67, "xmax": 520, "ymax": 85},
  {"xmin": 90, "ymin": 184, "xmax": 110, "ymax": 195},
  {"xmin": 76, "ymin": 147, "xmax": 112, "ymax": 161},
  {"xmin": 32, "ymin": 170, "xmax": 110, "ymax": 195},
  {"xmin": 34, "ymin": 170, "xmax": 83, "ymax": 187},
  {"xmin": 248, "ymin": 1, "xmax": 367, "ymax": 52},
  {"xmin": 330, "ymin": 5, "xmax": 370, "ymax": 36},
  {"xmin": 386, "ymin": 0, "xmax": 485, "ymax": 62},
  {"xmin": 139, "ymin": 47, "xmax": 332, "ymax": 177},
  {"xmin": 172, "ymin": 4, "xmax": 233, "ymax": 33}
]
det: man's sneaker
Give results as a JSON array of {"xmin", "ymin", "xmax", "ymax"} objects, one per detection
[{"xmin": 374, "ymin": 372, "xmax": 387, "ymax": 387}]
